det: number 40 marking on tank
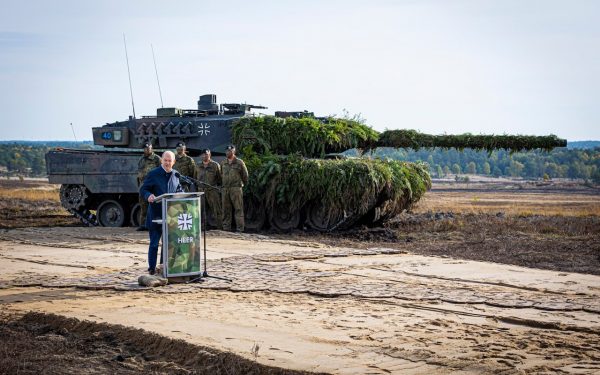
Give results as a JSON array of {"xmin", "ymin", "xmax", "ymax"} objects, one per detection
[{"xmin": 197, "ymin": 122, "xmax": 210, "ymax": 136}]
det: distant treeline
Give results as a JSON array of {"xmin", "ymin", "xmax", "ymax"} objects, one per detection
[
  {"xmin": 0, "ymin": 142, "xmax": 95, "ymax": 175},
  {"xmin": 1, "ymin": 141, "xmax": 599, "ymax": 183},
  {"xmin": 356, "ymin": 147, "xmax": 600, "ymax": 182},
  {"xmin": 567, "ymin": 141, "xmax": 600, "ymax": 150},
  {"xmin": 0, "ymin": 140, "xmax": 94, "ymax": 147}
]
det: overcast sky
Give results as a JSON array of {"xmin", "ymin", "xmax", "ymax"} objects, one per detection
[{"xmin": 1, "ymin": 0, "xmax": 598, "ymax": 141}]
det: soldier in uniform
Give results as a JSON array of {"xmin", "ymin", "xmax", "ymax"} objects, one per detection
[
  {"xmin": 173, "ymin": 142, "xmax": 197, "ymax": 179},
  {"xmin": 196, "ymin": 149, "xmax": 223, "ymax": 229},
  {"xmin": 221, "ymin": 145, "xmax": 248, "ymax": 232},
  {"xmin": 173, "ymin": 142, "xmax": 197, "ymax": 192},
  {"xmin": 136, "ymin": 143, "xmax": 161, "ymax": 231}
]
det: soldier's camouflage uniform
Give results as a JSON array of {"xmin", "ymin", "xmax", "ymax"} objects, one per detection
[
  {"xmin": 137, "ymin": 153, "xmax": 161, "ymax": 226},
  {"xmin": 174, "ymin": 154, "xmax": 197, "ymax": 191},
  {"xmin": 197, "ymin": 160, "xmax": 223, "ymax": 229},
  {"xmin": 221, "ymin": 157, "xmax": 249, "ymax": 232}
]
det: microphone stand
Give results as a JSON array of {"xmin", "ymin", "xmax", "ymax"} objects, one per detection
[{"xmin": 179, "ymin": 174, "xmax": 231, "ymax": 283}]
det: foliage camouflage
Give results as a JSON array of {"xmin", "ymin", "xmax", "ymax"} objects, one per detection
[
  {"xmin": 232, "ymin": 116, "xmax": 379, "ymax": 158},
  {"xmin": 232, "ymin": 116, "xmax": 567, "ymax": 157},
  {"xmin": 376, "ymin": 130, "xmax": 567, "ymax": 153},
  {"xmin": 229, "ymin": 115, "xmax": 567, "ymax": 230},
  {"xmin": 241, "ymin": 150, "xmax": 431, "ymax": 230}
]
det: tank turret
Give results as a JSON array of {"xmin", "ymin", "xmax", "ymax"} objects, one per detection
[{"xmin": 91, "ymin": 94, "xmax": 266, "ymax": 154}]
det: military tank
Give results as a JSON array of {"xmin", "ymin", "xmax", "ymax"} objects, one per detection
[{"xmin": 46, "ymin": 94, "xmax": 567, "ymax": 231}]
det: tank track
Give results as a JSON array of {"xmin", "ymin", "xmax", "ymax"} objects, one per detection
[
  {"xmin": 68, "ymin": 208, "xmax": 98, "ymax": 227},
  {"xmin": 59, "ymin": 184, "xmax": 98, "ymax": 226}
]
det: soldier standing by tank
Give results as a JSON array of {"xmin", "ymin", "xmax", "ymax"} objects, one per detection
[
  {"xmin": 173, "ymin": 142, "xmax": 197, "ymax": 191},
  {"xmin": 196, "ymin": 149, "xmax": 223, "ymax": 229},
  {"xmin": 136, "ymin": 143, "xmax": 161, "ymax": 231},
  {"xmin": 221, "ymin": 145, "xmax": 248, "ymax": 232}
]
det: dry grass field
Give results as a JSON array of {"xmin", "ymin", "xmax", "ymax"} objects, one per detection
[
  {"xmin": 0, "ymin": 179, "xmax": 76, "ymax": 228},
  {"xmin": 0, "ymin": 178, "xmax": 61, "ymax": 201},
  {"xmin": 415, "ymin": 180, "xmax": 600, "ymax": 217}
]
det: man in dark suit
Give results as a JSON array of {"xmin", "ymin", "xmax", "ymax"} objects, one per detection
[{"xmin": 139, "ymin": 151, "xmax": 183, "ymax": 275}]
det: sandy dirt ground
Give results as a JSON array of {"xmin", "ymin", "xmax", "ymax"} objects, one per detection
[
  {"xmin": 1, "ymin": 226, "xmax": 599, "ymax": 374},
  {"xmin": 1, "ymin": 179, "xmax": 599, "ymax": 374}
]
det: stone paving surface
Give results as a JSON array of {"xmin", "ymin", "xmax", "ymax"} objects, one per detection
[
  {"xmin": 2, "ymin": 227, "xmax": 600, "ymax": 374},
  {"xmin": 2, "ymin": 245, "xmax": 599, "ymax": 316}
]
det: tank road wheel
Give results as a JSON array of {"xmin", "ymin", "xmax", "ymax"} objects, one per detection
[
  {"xmin": 97, "ymin": 200, "xmax": 126, "ymax": 227},
  {"xmin": 130, "ymin": 203, "xmax": 141, "ymax": 227},
  {"xmin": 59, "ymin": 184, "xmax": 88, "ymax": 210},
  {"xmin": 269, "ymin": 205, "xmax": 301, "ymax": 232},
  {"xmin": 305, "ymin": 202, "xmax": 346, "ymax": 232},
  {"xmin": 244, "ymin": 196, "xmax": 266, "ymax": 232}
]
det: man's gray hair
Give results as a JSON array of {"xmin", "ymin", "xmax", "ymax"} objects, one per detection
[{"xmin": 162, "ymin": 150, "xmax": 175, "ymax": 159}]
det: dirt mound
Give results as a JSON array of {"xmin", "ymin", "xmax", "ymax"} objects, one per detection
[{"xmin": 0, "ymin": 312, "xmax": 323, "ymax": 375}]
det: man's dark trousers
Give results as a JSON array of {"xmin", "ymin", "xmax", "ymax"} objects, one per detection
[{"xmin": 148, "ymin": 222, "xmax": 162, "ymax": 272}]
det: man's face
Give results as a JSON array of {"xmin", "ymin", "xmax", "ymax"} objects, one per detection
[
  {"xmin": 201, "ymin": 152, "xmax": 210, "ymax": 162},
  {"xmin": 162, "ymin": 152, "xmax": 175, "ymax": 172},
  {"xmin": 143, "ymin": 146, "xmax": 152, "ymax": 156},
  {"xmin": 226, "ymin": 149, "xmax": 235, "ymax": 159},
  {"xmin": 176, "ymin": 146, "xmax": 185, "ymax": 156}
]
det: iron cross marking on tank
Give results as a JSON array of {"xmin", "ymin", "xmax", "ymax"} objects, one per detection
[{"xmin": 197, "ymin": 122, "xmax": 210, "ymax": 136}]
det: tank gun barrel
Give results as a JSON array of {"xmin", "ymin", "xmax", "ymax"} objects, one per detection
[
  {"xmin": 374, "ymin": 130, "xmax": 567, "ymax": 152},
  {"xmin": 247, "ymin": 104, "xmax": 268, "ymax": 110},
  {"xmin": 233, "ymin": 116, "xmax": 567, "ymax": 157}
]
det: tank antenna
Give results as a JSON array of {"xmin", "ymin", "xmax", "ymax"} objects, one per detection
[
  {"xmin": 151, "ymin": 43, "xmax": 164, "ymax": 108},
  {"xmin": 122, "ymin": 33, "xmax": 136, "ymax": 118},
  {"xmin": 70, "ymin": 122, "xmax": 78, "ymax": 142}
]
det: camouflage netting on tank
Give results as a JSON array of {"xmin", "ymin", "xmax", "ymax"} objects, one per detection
[
  {"xmin": 375, "ymin": 130, "xmax": 567, "ymax": 152},
  {"xmin": 243, "ymin": 152, "xmax": 431, "ymax": 226},
  {"xmin": 232, "ymin": 116, "xmax": 567, "ymax": 156},
  {"xmin": 232, "ymin": 116, "xmax": 379, "ymax": 158},
  {"xmin": 229, "ymin": 115, "xmax": 564, "ymax": 230}
]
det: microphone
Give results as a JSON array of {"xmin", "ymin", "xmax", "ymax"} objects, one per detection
[{"xmin": 174, "ymin": 171, "xmax": 193, "ymax": 184}]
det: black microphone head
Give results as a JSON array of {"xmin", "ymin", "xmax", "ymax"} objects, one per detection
[{"xmin": 174, "ymin": 172, "xmax": 181, "ymax": 178}]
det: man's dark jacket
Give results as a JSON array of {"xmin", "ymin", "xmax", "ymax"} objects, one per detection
[{"xmin": 139, "ymin": 166, "xmax": 181, "ymax": 226}]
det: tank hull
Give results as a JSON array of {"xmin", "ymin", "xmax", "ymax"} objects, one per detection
[
  {"xmin": 46, "ymin": 149, "xmax": 431, "ymax": 231},
  {"xmin": 46, "ymin": 149, "xmax": 143, "ymax": 227}
]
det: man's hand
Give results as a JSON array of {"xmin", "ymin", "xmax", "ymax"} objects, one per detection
[{"xmin": 148, "ymin": 194, "xmax": 156, "ymax": 203}]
